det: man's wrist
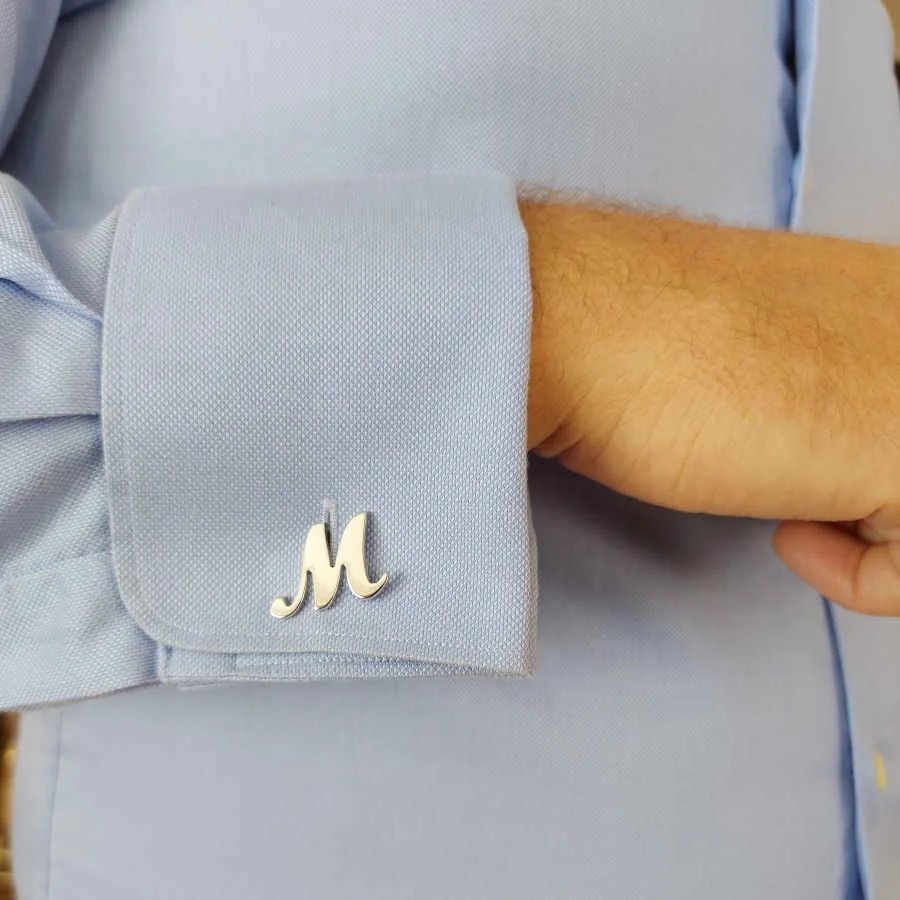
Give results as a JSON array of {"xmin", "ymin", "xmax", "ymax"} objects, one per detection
[
  {"xmin": 519, "ymin": 199, "xmax": 581, "ymax": 453},
  {"xmin": 519, "ymin": 198, "xmax": 631, "ymax": 458}
]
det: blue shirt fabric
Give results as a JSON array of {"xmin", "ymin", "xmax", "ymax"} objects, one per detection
[{"xmin": 3, "ymin": 0, "xmax": 900, "ymax": 898}]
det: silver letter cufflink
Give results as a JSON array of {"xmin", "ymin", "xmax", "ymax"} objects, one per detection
[{"xmin": 271, "ymin": 511, "xmax": 387, "ymax": 618}]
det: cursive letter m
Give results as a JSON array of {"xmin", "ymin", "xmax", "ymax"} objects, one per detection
[{"xmin": 271, "ymin": 512, "xmax": 387, "ymax": 617}]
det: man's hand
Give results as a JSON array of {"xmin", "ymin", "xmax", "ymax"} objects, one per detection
[{"xmin": 520, "ymin": 197, "xmax": 900, "ymax": 615}]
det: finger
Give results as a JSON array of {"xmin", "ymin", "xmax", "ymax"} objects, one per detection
[{"xmin": 772, "ymin": 520, "xmax": 900, "ymax": 616}]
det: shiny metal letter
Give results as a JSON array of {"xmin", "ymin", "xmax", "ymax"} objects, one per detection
[{"xmin": 270, "ymin": 512, "xmax": 387, "ymax": 617}]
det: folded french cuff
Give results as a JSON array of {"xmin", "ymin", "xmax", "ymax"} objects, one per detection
[{"xmin": 101, "ymin": 171, "xmax": 537, "ymax": 685}]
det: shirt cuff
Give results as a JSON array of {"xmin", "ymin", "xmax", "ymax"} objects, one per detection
[{"xmin": 0, "ymin": 169, "xmax": 537, "ymax": 706}]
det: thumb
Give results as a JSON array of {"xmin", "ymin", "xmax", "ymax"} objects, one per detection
[{"xmin": 772, "ymin": 506, "xmax": 900, "ymax": 616}]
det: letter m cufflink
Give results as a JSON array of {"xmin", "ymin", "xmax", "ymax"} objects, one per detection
[{"xmin": 271, "ymin": 511, "xmax": 387, "ymax": 618}]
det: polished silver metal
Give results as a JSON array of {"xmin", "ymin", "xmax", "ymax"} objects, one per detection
[{"xmin": 271, "ymin": 511, "xmax": 388, "ymax": 618}]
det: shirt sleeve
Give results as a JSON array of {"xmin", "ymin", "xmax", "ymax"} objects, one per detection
[
  {"xmin": 0, "ymin": 0, "xmax": 536, "ymax": 709},
  {"xmin": 0, "ymin": 1, "xmax": 62, "ymax": 153},
  {"xmin": 0, "ymin": 168, "xmax": 538, "ymax": 710}
]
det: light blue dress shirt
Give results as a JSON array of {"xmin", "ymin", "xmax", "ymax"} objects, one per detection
[{"xmin": 2, "ymin": 1, "xmax": 900, "ymax": 898}]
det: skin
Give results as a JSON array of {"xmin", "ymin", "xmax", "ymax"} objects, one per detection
[{"xmin": 520, "ymin": 194, "xmax": 900, "ymax": 616}]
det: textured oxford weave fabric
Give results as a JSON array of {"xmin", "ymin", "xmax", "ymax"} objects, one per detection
[
  {"xmin": 1, "ymin": 170, "xmax": 537, "ymax": 707},
  {"xmin": 102, "ymin": 176, "xmax": 535, "ymax": 679},
  {"xmin": 3, "ymin": 0, "xmax": 900, "ymax": 898},
  {"xmin": 0, "ymin": 176, "xmax": 157, "ymax": 707},
  {"xmin": 0, "ymin": 0, "xmax": 537, "ymax": 702}
]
